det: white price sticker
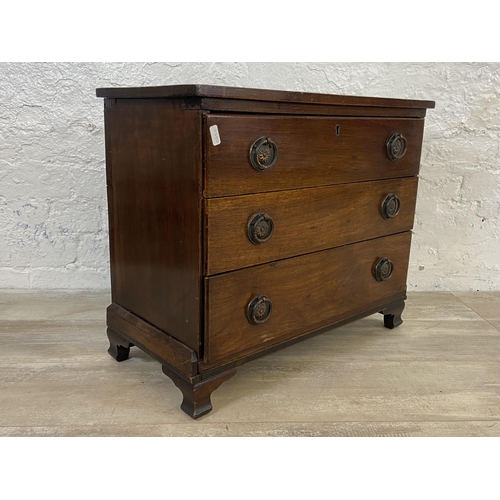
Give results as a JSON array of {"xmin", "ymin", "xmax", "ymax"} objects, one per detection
[{"xmin": 209, "ymin": 125, "xmax": 221, "ymax": 146}]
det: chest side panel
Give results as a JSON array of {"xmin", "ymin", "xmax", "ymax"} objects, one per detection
[{"xmin": 105, "ymin": 98, "xmax": 203, "ymax": 354}]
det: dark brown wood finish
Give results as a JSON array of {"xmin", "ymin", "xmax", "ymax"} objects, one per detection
[
  {"xmin": 162, "ymin": 365, "xmax": 237, "ymax": 419},
  {"xmin": 380, "ymin": 300, "xmax": 406, "ymax": 329},
  {"xmin": 205, "ymin": 177, "xmax": 418, "ymax": 275},
  {"xmin": 199, "ymin": 296, "xmax": 407, "ymax": 379},
  {"xmin": 184, "ymin": 98, "xmax": 428, "ymax": 118},
  {"xmin": 107, "ymin": 327, "xmax": 134, "ymax": 362},
  {"xmin": 97, "ymin": 84, "xmax": 435, "ymax": 110},
  {"xmin": 204, "ymin": 232, "xmax": 412, "ymax": 367},
  {"xmin": 204, "ymin": 115, "xmax": 424, "ymax": 197},
  {"xmin": 104, "ymin": 98, "xmax": 203, "ymax": 353},
  {"xmin": 98, "ymin": 84, "xmax": 434, "ymax": 419},
  {"xmin": 107, "ymin": 304, "xmax": 198, "ymax": 377}
]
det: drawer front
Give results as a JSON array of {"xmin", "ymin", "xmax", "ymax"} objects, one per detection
[
  {"xmin": 204, "ymin": 115, "xmax": 424, "ymax": 197},
  {"xmin": 205, "ymin": 177, "xmax": 417, "ymax": 275},
  {"xmin": 204, "ymin": 232, "xmax": 411, "ymax": 366}
]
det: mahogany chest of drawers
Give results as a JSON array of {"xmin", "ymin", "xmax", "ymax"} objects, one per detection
[{"xmin": 96, "ymin": 84, "xmax": 434, "ymax": 419}]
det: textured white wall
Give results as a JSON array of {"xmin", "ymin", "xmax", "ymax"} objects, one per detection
[{"xmin": 1, "ymin": 62, "xmax": 499, "ymax": 290}]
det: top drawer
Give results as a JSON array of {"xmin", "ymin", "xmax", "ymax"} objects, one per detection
[{"xmin": 204, "ymin": 115, "xmax": 424, "ymax": 197}]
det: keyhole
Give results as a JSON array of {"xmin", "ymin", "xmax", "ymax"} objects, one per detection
[{"xmin": 335, "ymin": 124, "xmax": 341, "ymax": 136}]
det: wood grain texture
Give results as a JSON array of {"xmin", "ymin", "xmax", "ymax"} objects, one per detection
[
  {"xmin": 205, "ymin": 177, "xmax": 418, "ymax": 275},
  {"xmin": 184, "ymin": 98, "xmax": 427, "ymax": 118},
  {"xmin": 5, "ymin": 422, "xmax": 496, "ymax": 437},
  {"xmin": 96, "ymin": 84, "xmax": 435, "ymax": 109},
  {"xmin": 97, "ymin": 85, "xmax": 434, "ymax": 419},
  {"xmin": 204, "ymin": 232, "xmax": 412, "ymax": 367},
  {"xmin": 104, "ymin": 98, "xmax": 203, "ymax": 353},
  {"xmin": 106, "ymin": 304, "xmax": 198, "ymax": 377},
  {"xmin": 199, "ymin": 297, "xmax": 406, "ymax": 378},
  {"xmin": 2, "ymin": 290, "xmax": 500, "ymax": 436},
  {"xmin": 204, "ymin": 115, "xmax": 425, "ymax": 197},
  {"xmin": 451, "ymin": 291, "xmax": 500, "ymax": 320}
]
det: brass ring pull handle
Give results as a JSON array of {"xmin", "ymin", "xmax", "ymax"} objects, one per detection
[
  {"xmin": 246, "ymin": 295, "xmax": 273, "ymax": 325},
  {"xmin": 386, "ymin": 133, "xmax": 408, "ymax": 161},
  {"xmin": 248, "ymin": 212, "xmax": 274, "ymax": 244},
  {"xmin": 249, "ymin": 136, "xmax": 278, "ymax": 171},
  {"xmin": 374, "ymin": 258, "xmax": 394, "ymax": 282},
  {"xmin": 381, "ymin": 193, "xmax": 401, "ymax": 219}
]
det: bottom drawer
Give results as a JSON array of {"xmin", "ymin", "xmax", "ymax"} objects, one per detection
[{"xmin": 204, "ymin": 232, "xmax": 411, "ymax": 366}]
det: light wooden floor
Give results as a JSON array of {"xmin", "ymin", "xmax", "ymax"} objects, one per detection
[{"xmin": 1, "ymin": 290, "xmax": 499, "ymax": 436}]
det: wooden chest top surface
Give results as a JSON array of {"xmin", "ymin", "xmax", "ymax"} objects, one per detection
[{"xmin": 96, "ymin": 84, "xmax": 435, "ymax": 110}]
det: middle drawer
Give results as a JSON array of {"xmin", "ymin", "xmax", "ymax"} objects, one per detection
[{"xmin": 204, "ymin": 176, "xmax": 417, "ymax": 275}]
